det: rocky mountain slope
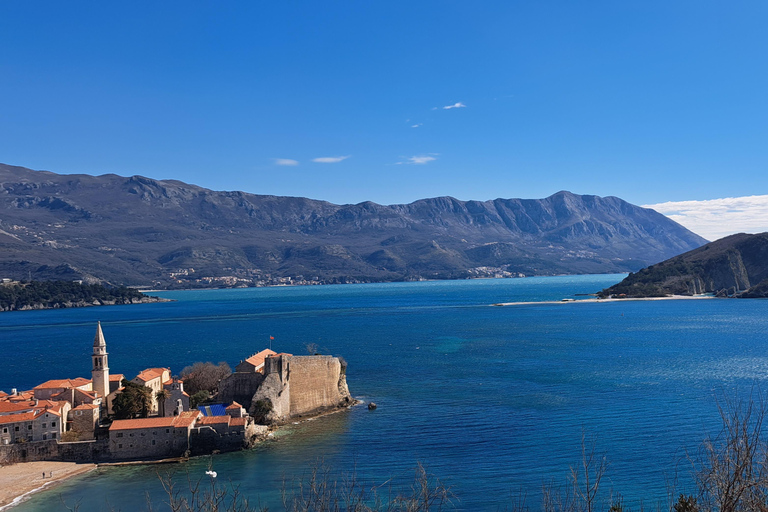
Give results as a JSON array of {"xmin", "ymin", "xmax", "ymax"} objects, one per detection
[
  {"xmin": 0, "ymin": 163, "xmax": 708, "ymax": 288},
  {"xmin": 599, "ymin": 232, "xmax": 768, "ymax": 298}
]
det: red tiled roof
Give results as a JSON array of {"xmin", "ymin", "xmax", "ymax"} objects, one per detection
[
  {"xmin": 134, "ymin": 368, "xmax": 169, "ymax": 383},
  {"xmin": 34, "ymin": 378, "xmax": 91, "ymax": 390},
  {"xmin": 109, "ymin": 374, "xmax": 125, "ymax": 382},
  {"xmin": 0, "ymin": 391, "xmax": 7, "ymax": 398},
  {"xmin": 198, "ymin": 416, "xmax": 230, "ymax": 426},
  {"xmin": 243, "ymin": 349, "xmax": 277, "ymax": 368},
  {"xmin": 0, "ymin": 399, "xmax": 63, "ymax": 415},
  {"xmin": 110, "ymin": 416, "xmax": 176, "ymax": 430},
  {"xmin": 175, "ymin": 411, "xmax": 200, "ymax": 428},
  {"xmin": 0, "ymin": 406, "xmax": 61, "ymax": 424},
  {"xmin": 72, "ymin": 403, "xmax": 100, "ymax": 410},
  {"xmin": 0, "ymin": 412, "xmax": 36, "ymax": 424},
  {"xmin": 225, "ymin": 401, "xmax": 242, "ymax": 410},
  {"xmin": 230, "ymin": 417, "xmax": 247, "ymax": 427},
  {"xmin": 110, "ymin": 410, "xmax": 200, "ymax": 431}
]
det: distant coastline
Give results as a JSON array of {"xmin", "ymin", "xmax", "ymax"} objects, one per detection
[{"xmin": 0, "ymin": 280, "xmax": 171, "ymax": 313}]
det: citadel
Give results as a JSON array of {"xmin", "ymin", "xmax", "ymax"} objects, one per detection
[{"xmin": 0, "ymin": 323, "xmax": 352, "ymax": 464}]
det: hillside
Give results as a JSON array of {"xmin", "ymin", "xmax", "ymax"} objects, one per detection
[
  {"xmin": 598, "ymin": 232, "xmax": 768, "ymax": 298},
  {"xmin": 0, "ymin": 163, "xmax": 708, "ymax": 288}
]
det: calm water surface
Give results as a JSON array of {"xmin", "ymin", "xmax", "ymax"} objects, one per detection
[{"xmin": 3, "ymin": 275, "xmax": 768, "ymax": 511}]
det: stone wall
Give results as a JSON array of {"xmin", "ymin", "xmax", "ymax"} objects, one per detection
[
  {"xmin": 217, "ymin": 372, "xmax": 265, "ymax": 407},
  {"xmin": 288, "ymin": 356, "xmax": 348, "ymax": 418},
  {"xmin": 249, "ymin": 355, "xmax": 351, "ymax": 424},
  {"xmin": 0, "ymin": 439, "xmax": 109, "ymax": 464}
]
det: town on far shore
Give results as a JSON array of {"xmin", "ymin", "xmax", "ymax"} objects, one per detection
[{"xmin": 0, "ymin": 323, "xmax": 354, "ymax": 464}]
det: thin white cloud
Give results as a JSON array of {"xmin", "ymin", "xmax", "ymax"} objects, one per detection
[
  {"xmin": 312, "ymin": 155, "xmax": 351, "ymax": 164},
  {"xmin": 274, "ymin": 158, "xmax": 299, "ymax": 166},
  {"xmin": 442, "ymin": 102, "xmax": 466, "ymax": 110},
  {"xmin": 411, "ymin": 124, "xmax": 422, "ymax": 128},
  {"xmin": 396, "ymin": 154, "xmax": 438, "ymax": 165},
  {"xmin": 644, "ymin": 194, "xmax": 768, "ymax": 241}
]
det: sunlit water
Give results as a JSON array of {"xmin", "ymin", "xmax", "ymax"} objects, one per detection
[{"xmin": 3, "ymin": 275, "xmax": 768, "ymax": 511}]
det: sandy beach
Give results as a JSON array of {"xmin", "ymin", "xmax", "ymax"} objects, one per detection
[{"xmin": 0, "ymin": 461, "xmax": 96, "ymax": 510}]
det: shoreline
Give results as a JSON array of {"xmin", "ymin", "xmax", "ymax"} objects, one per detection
[
  {"xmin": 492, "ymin": 294, "xmax": 715, "ymax": 306},
  {"xmin": 0, "ymin": 404, "xmax": 359, "ymax": 509},
  {"xmin": 0, "ymin": 461, "xmax": 97, "ymax": 510}
]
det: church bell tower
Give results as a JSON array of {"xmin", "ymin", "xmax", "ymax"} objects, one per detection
[{"xmin": 92, "ymin": 321, "xmax": 110, "ymax": 399}]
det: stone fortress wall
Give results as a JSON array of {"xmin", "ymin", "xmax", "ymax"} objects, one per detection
[{"xmin": 250, "ymin": 354, "xmax": 351, "ymax": 424}]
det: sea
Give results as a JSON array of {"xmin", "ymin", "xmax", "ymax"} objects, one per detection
[{"xmin": 3, "ymin": 274, "xmax": 768, "ymax": 511}]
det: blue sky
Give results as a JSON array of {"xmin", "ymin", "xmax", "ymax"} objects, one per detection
[{"xmin": 2, "ymin": 1, "xmax": 768, "ymax": 228}]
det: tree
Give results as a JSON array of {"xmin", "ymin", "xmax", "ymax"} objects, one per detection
[
  {"xmin": 190, "ymin": 390, "xmax": 211, "ymax": 409},
  {"xmin": 180, "ymin": 362, "xmax": 231, "ymax": 395},
  {"xmin": 156, "ymin": 389, "xmax": 171, "ymax": 416},
  {"xmin": 112, "ymin": 380, "xmax": 153, "ymax": 419},
  {"xmin": 694, "ymin": 392, "xmax": 768, "ymax": 512}
]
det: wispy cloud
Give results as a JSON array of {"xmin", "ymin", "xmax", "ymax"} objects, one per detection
[
  {"xmin": 442, "ymin": 102, "xmax": 466, "ymax": 110},
  {"xmin": 644, "ymin": 195, "xmax": 768, "ymax": 241},
  {"xmin": 312, "ymin": 156, "xmax": 350, "ymax": 163},
  {"xmin": 396, "ymin": 154, "xmax": 438, "ymax": 165},
  {"xmin": 411, "ymin": 123, "xmax": 422, "ymax": 128},
  {"xmin": 274, "ymin": 158, "xmax": 299, "ymax": 166}
]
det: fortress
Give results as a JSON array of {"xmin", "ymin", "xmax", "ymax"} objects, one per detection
[{"xmin": 0, "ymin": 324, "xmax": 352, "ymax": 464}]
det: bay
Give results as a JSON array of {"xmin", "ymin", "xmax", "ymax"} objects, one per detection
[{"xmin": 4, "ymin": 275, "xmax": 768, "ymax": 511}]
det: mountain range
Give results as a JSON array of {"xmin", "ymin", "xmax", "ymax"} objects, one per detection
[{"xmin": 0, "ymin": 163, "xmax": 708, "ymax": 288}]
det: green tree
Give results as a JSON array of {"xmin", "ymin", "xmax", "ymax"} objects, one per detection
[
  {"xmin": 156, "ymin": 388, "xmax": 171, "ymax": 416},
  {"xmin": 190, "ymin": 390, "xmax": 211, "ymax": 409},
  {"xmin": 112, "ymin": 380, "xmax": 153, "ymax": 419}
]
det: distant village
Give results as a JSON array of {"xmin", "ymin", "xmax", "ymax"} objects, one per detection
[{"xmin": 0, "ymin": 323, "xmax": 353, "ymax": 464}]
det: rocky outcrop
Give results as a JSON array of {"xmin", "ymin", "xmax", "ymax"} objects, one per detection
[
  {"xmin": 599, "ymin": 233, "xmax": 768, "ymax": 298},
  {"xmin": 249, "ymin": 355, "xmax": 353, "ymax": 425}
]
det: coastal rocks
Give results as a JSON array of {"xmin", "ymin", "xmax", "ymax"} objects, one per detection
[{"xmin": 368, "ymin": 402, "xmax": 377, "ymax": 410}]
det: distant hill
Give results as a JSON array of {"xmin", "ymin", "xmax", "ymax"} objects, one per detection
[
  {"xmin": 0, "ymin": 163, "xmax": 707, "ymax": 288},
  {"xmin": 598, "ymin": 232, "xmax": 768, "ymax": 298},
  {"xmin": 0, "ymin": 280, "xmax": 163, "ymax": 311}
]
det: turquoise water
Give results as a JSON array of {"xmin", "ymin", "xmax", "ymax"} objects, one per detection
[{"xmin": 4, "ymin": 275, "xmax": 768, "ymax": 511}]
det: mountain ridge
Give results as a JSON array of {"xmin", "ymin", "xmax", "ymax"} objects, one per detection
[
  {"xmin": 598, "ymin": 232, "xmax": 768, "ymax": 298},
  {"xmin": 0, "ymin": 163, "xmax": 708, "ymax": 288}
]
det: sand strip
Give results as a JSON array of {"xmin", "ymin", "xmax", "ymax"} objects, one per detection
[
  {"xmin": 0, "ymin": 461, "xmax": 96, "ymax": 510},
  {"xmin": 492, "ymin": 294, "xmax": 715, "ymax": 306}
]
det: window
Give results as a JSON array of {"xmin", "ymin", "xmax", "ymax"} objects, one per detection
[
  {"xmin": 76, "ymin": 411, "xmax": 82, "ymax": 416},
  {"xmin": 2, "ymin": 427, "xmax": 7, "ymax": 434},
  {"xmin": 52, "ymin": 433, "xmax": 57, "ymax": 439},
  {"xmin": 117, "ymin": 433, "xmax": 123, "ymax": 438},
  {"xmin": 28, "ymin": 425, "xmax": 32, "ymax": 430},
  {"xmin": 42, "ymin": 423, "xmax": 47, "ymax": 428},
  {"xmin": 52, "ymin": 422, "xmax": 56, "ymax": 427},
  {"xmin": 152, "ymin": 440, "xmax": 156, "ymax": 445},
  {"xmin": 118, "ymin": 443, "xmax": 122, "ymax": 448},
  {"xmin": 166, "ymin": 429, "xmax": 170, "ymax": 433},
  {"xmin": 43, "ymin": 434, "xmax": 47, "ymax": 440},
  {"xmin": 14, "ymin": 426, "xmax": 19, "ymax": 432}
]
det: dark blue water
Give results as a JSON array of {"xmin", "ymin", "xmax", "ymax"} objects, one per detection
[{"xmin": 4, "ymin": 275, "xmax": 768, "ymax": 511}]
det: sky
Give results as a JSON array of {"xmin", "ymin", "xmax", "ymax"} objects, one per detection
[{"xmin": 1, "ymin": 2, "xmax": 768, "ymax": 240}]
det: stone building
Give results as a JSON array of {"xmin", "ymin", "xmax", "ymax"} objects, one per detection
[
  {"xmin": 69, "ymin": 403, "xmax": 100, "ymax": 441},
  {"xmin": 0, "ymin": 401, "xmax": 67, "ymax": 444},
  {"xmin": 108, "ymin": 410, "xmax": 200, "ymax": 460},
  {"xmin": 131, "ymin": 368, "xmax": 171, "ymax": 415}
]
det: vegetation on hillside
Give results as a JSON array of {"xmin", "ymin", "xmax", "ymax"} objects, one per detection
[{"xmin": 0, "ymin": 280, "xmax": 153, "ymax": 311}]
